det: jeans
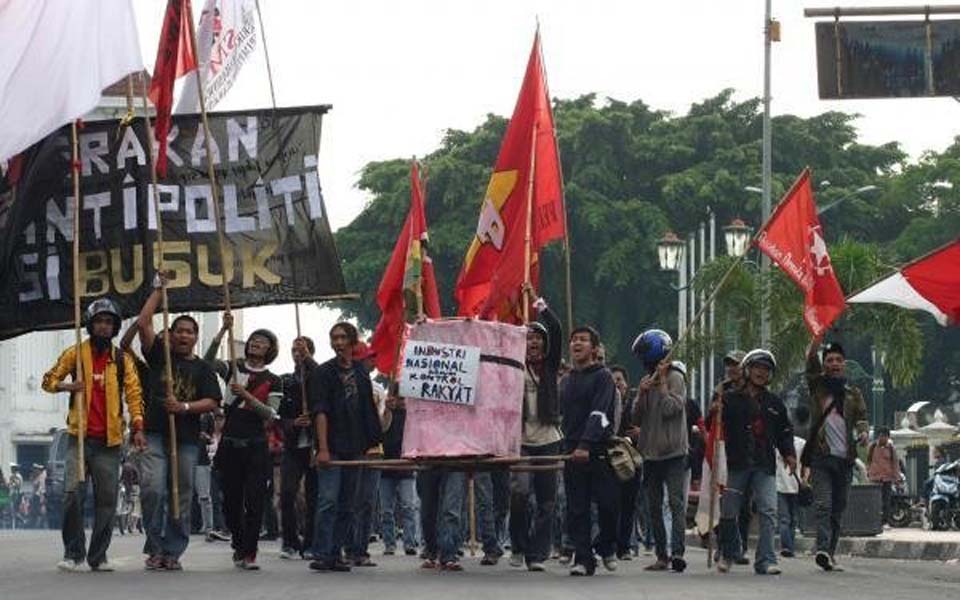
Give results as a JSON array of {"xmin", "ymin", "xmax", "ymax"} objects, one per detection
[
  {"xmin": 218, "ymin": 439, "xmax": 270, "ymax": 559},
  {"xmin": 310, "ymin": 457, "xmax": 361, "ymax": 564},
  {"xmin": 719, "ymin": 467, "xmax": 778, "ymax": 572},
  {"xmin": 62, "ymin": 435, "xmax": 120, "ymax": 566},
  {"xmin": 643, "ymin": 455, "xmax": 686, "ymax": 561},
  {"xmin": 811, "ymin": 456, "xmax": 852, "ymax": 557},
  {"xmin": 346, "ymin": 467, "xmax": 382, "ymax": 559},
  {"xmin": 380, "ymin": 476, "xmax": 419, "ymax": 551},
  {"xmin": 194, "ymin": 464, "xmax": 213, "ymax": 534},
  {"xmin": 140, "ymin": 433, "xmax": 200, "ymax": 560},
  {"xmin": 509, "ymin": 442, "xmax": 559, "ymax": 564},
  {"xmin": 617, "ymin": 473, "xmax": 641, "ymax": 556},
  {"xmin": 280, "ymin": 446, "xmax": 317, "ymax": 553},
  {"xmin": 475, "ymin": 470, "xmax": 507, "ymax": 557},
  {"xmin": 418, "ymin": 469, "xmax": 465, "ymax": 564},
  {"xmin": 879, "ymin": 481, "xmax": 893, "ymax": 524},
  {"xmin": 564, "ymin": 457, "xmax": 619, "ymax": 571},
  {"xmin": 778, "ymin": 493, "xmax": 799, "ymax": 553}
]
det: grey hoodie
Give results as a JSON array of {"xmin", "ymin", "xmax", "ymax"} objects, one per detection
[{"xmin": 632, "ymin": 369, "xmax": 688, "ymax": 462}]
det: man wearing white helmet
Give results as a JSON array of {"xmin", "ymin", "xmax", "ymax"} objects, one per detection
[
  {"xmin": 715, "ymin": 349, "xmax": 796, "ymax": 575},
  {"xmin": 631, "ymin": 329, "xmax": 689, "ymax": 573},
  {"xmin": 43, "ymin": 297, "xmax": 145, "ymax": 572}
]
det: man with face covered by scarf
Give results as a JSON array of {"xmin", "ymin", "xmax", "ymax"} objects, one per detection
[
  {"xmin": 43, "ymin": 298, "xmax": 145, "ymax": 572},
  {"xmin": 801, "ymin": 342, "xmax": 868, "ymax": 572}
]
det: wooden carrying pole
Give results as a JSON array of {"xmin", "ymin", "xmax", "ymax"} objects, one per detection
[
  {"xmin": 138, "ymin": 73, "xmax": 182, "ymax": 519},
  {"xmin": 705, "ymin": 388, "xmax": 724, "ymax": 569},
  {"xmin": 70, "ymin": 121, "xmax": 86, "ymax": 484}
]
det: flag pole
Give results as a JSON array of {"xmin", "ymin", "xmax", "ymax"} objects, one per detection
[
  {"xmin": 138, "ymin": 72, "xmax": 182, "ymax": 519},
  {"xmin": 185, "ymin": 1, "xmax": 238, "ymax": 378},
  {"xmin": 70, "ymin": 121, "xmax": 86, "ymax": 485},
  {"xmin": 522, "ymin": 121, "xmax": 539, "ymax": 324},
  {"xmin": 706, "ymin": 390, "xmax": 724, "ymax": 569},
  {"xmin": 844, "ymin": 236, "xmax": 960, "ymax": 301},
  {"xmin": 253, "ymin": 0, "xmax": 278, "ymax": 111}
]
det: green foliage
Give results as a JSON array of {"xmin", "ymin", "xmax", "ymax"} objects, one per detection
[{"xmin": 330, "ymin": 90, "xmax": 958, "ymax": 405}]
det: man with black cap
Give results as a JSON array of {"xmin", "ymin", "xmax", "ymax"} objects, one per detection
[
  {"xmin": 43, "ymin": 297, "xmax": 145, "ymax": 572},
  {"xmin": 509, "ymin": 295, "xmax": 563, "ymax": 572},
  {"xmin": 802, "ymin": 341, "xmax": 868, "ymax": 572},
  {"xmin": 205, "ymin": 315, "xmax": 283, "ymax": 570}
]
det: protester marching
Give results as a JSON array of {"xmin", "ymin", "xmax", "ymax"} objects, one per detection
[{"xmin": 2, "ymin": 0, "xmax": 960, "ymax": 590}]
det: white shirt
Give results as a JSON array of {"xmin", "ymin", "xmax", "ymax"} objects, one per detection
[{"xmin": 776, "ymin": 436, "xmax": 805, "ymax": 494}]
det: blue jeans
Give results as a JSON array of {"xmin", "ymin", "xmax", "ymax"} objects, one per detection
[
  {"xmin": 380, "ymin": 476, "xmax": 419, "ymax": 551},
  {"xmin": 140, "ymin": 433, "xmax": 199, "ymax": 560},
  {"xmin": 778, "ymin": 492, "xmax": 799, "ymax": 553},
  {"xmin": 720, "ymin": 467, "xmax": 778, "ymax": 572},
  {"xmin": 346, "ymin": 467, "xmax": 381, "ymax": 559},
  {"xmin": 643, "ymin": 456, "xmax": 687, "ymax": 561},
  {"xmin": 310, "ymin": 459, "xmax": 361, "ymax": 564},
  {"xmin": 418, "ymin": 470, "xmax": 465, "ymax": 564},
  {"xmin": 811, "ymin": 456, "xmax": 852, "ymax": 557},
  {"xmin": 475, "ymin": 471, "xmax": 507, "ymax": 556}
]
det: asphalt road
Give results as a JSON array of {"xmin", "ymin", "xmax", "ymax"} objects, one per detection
[{"xmin": 1, "ymin": 530, "xmax": 958, "ymax": 600}]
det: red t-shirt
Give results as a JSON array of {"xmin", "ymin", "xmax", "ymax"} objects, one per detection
[{"xmin": 87, "ymin": 350, "xmax": 110, "ymax": 439}]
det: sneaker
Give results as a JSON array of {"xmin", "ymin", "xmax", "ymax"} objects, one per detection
[
  {"xmin": 558, "ymin": 553, "xmax": 573, "ymax": 566},
  {"xmin": 644, "ymin": 559, "xmax": 669, "ymax": 571},
  {"xmin": 829, "ymin": 556, "xmax": 844, "ymax": 572},
  {"xmin": 717, "ymin": 558, "xmax": 731, "ymax": 573},
  {"xmin": 480, "ymin": 553, "xmax": 499, "ymax": 566},
  {"xmin": 602, "ymin": 555, "xmax": 618, "ymax": 572},
  {"xmin": 404, "ymin": 548, "xmax": 418, "ymax": 556},
  {"xmin": 509, "ymin": 553, "xmax": 525, "ymax": 568},
  {"xmin": 384, "ymin": 547, "xmax": 396, "ymax": 556},
  {"xmin": 309, "ymin": 560, "xmax": 350, "ymax": 572},
  {"xmin": 279, "ymin": 548, "xmax": 298, "ymax": 560},
  {"xmin": 353, "ymin": 557, "xmax": 377, "ymax": 567},
  {"xmin": 569, "ymin": 564, "xmax": 588, "ymax": 576},
  {"xmin": 90, "ymin": 560, "xmax": 114, "ymax": 572},
  {"xmin": 617, "ymin": 551, "xmax": 634, "ymax": 561},
  {"xmin": 734, "ymin": 556, "xmax": 750, "ymax": 566},
  {"xmin": 56, "ymin": 559, "xmax": 84, "ymax": 573},
  {"xmin": 208, "ymin": 529, "xmax": 231, "ymax": 542},
  {"xmin": 527, "ymin": 562, "xmax": 546, "ymax": 572},
  {"xmin": 757, "ymin": 566, "xmax": 782, "ymax": 575},
  {"xmin": 815, "ymin": 551, "xmax": 833, "ymax": 572},
  {"xmin": 162, "ymin": 558, "xmax": 183, "ymax": 571},
  {"xmin": 237, "ymin": 556, "xmax": 260, "ymax": 571},
  {"xmin": 780, "ymin": 550, "xmax": 795, "ymax": 558},
  {"xmin": 144, "ymin": 555, "xmax": 165, "ymax": 571},
  {"xmin": 670, "ymin": 556, "xmax": 687, "ymax": 573},
  {"xmin": 440, "ymin": 561, "xmax": 464, "ymax": 571}
]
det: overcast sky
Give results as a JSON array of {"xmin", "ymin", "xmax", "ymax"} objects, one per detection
[{"xmin": 133, "ymin": 0, "xmax": 960, "ymax": 373}]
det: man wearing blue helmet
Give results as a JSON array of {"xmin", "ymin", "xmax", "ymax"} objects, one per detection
[{"xmin": 631, "ymin": 329, "xmax": 688, "ymax": 573}]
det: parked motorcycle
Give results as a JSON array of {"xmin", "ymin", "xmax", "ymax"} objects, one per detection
[
  {"xmin": 889, "ymin": 474, "xmax": 920, "ymax": 528},
  {"xmin": 927, "ymin": 459, "xmax": 960, "ymax": 531}
]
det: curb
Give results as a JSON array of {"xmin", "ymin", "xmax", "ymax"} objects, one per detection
[{"xmin": 685, "ymin": 532, "xmax": 960, "ymax": 561}]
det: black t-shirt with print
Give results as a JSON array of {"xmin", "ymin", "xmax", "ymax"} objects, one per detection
[
  {"xmin": 144, "ymin": 341, "xmax": 222, "ymax": 444},
  {"xmin": 214, "ymin": 359, "xmax": 282, "ymax": 441}
]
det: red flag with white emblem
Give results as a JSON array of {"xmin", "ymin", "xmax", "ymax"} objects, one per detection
[{"xmin": 755, "ymin": 168, "xmax": 846, "ymax": 338}]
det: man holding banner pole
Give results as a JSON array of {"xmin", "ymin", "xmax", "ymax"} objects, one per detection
[{"xmin": 137, "ymin": 274, "xmax": 222, "ymax": 571}]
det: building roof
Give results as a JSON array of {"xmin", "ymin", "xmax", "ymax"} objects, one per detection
[{"xmin": 101, "ymin": 70, "xmax": 152, "ymax": 98}]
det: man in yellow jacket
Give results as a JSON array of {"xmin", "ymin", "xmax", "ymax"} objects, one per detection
[{"xmin": 43, "ymin": 298, "xmax": 144, "ymax": 572}]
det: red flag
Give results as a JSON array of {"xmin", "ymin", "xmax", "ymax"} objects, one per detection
[
  {"xmin": 454, "ymin": 30, "xmax": 564, "ymax": 321},
  {"xmin": 755, "ymin": 169, "xmax": 846, "ymax": 337},
  {"xmin": 369, "ymin": 161, "xmax": 442, "ymax": 376},
  {"xmin": 149, "ymin": 0, "xmax": 198, "ymax": 177}
]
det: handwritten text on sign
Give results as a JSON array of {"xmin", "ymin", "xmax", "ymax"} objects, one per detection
[{"xmin": 399, "ymin": 341, "xmax": 481, "ymax": 406}]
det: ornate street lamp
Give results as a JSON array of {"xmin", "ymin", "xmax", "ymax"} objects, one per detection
[
  {"xmin": 723, "ymin": 218, "xmax": 753, "ymax": 258},
  {"xmin": 657, "ymin": 231, "xmax": 685, "ymax": 271}
]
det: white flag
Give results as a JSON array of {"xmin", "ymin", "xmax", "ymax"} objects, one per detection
[
  {"xmin": 0, "ymin": 0, "xmax": 144, "ymax": 163},
  {"xmin": 176, "ymin": 0, "xmax": 259, "ymax": 114}
]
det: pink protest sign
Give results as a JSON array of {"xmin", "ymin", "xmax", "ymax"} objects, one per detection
[{"xmin": 401, "ymin": 319, "xmax": 526, "ymax": 458}]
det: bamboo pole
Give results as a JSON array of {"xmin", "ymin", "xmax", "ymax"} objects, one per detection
[
  {"xmin": 138, "ymin": 73, "xmax": 182, "ymax": 519},
  {"xmin": 522, "ymin": 121, "xmax": 539, "ymax": 324},
  {"xmin": 468, "ymin": 473, "xmax": 478, "ymax": 556},
  {"xmin": 706, "ymin": 385, "xmax": 724, "ymax": 569},
  {"xmin": 185, "ymin": 2, "xmax": 238, "ymax": 378},
  {"xmin": 70, "ymin": 121, "xmax": 86, "ymax": 484}
]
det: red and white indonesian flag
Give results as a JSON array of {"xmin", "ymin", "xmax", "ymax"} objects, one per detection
[
  {"xmin": 695, "ymin": 417, "xmax": 727, "ymax": 536},
  {"xmin": 848, "ymin": 239, "xmax": 960, "ymax": 326},
  {"xmin": 0, "ymin": 0, "xmax": 144, "ymax": 163},
  {"xmin": 176, "ymin": 0, "xmax": 259, "ymax": 113}
]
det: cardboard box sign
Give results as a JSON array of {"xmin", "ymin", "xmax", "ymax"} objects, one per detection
[{"xmin": 401, "ymin": 319, "xmax": 526, "ymax": 458}]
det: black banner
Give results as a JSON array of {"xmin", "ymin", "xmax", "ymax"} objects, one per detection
[{"xmin": 0, "ymin": 105, "xmax": 346, "ymax": 341}]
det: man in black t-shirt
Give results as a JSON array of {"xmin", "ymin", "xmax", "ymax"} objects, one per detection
[
  {"xmin": 307, "ymin": 322, "xmax": 383, "ymax": 572},
  {"xmin": 137, "ymin": 273, "xmax": 222, "ymax": 571}
]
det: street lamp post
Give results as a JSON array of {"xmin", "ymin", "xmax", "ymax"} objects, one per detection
[{"xmin": 761, "ymin": 0, "xmax": 775, "ymax": 349}]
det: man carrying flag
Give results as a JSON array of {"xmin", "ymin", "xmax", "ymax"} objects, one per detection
[{"xmin": 455, "ymin": 30, "xmax": 565, "ymax": 322}]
